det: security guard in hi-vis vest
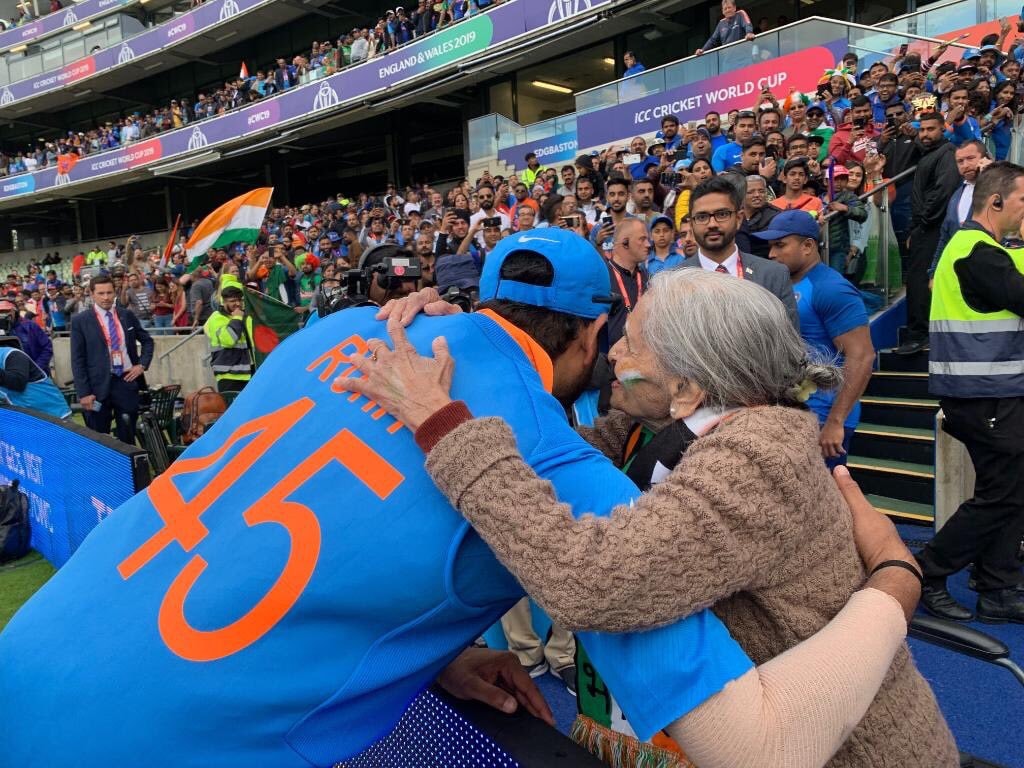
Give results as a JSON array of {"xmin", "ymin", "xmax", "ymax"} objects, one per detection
[
  {"xmin": 203, "ymin": 284, "xmax": 254, "ymax": 393},
  {"xmin": 919, "ymin": 161, "xmax": 1024, "ymax": 625}
]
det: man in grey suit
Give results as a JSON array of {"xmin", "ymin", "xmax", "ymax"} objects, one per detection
[{"xmin": 681, "ymin": 176, "xmax": 800, "ymax": 331}]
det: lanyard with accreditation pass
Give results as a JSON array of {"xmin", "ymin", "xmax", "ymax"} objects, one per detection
[
  {"xmin": 733, "ymin": 253, "xmax": 745, "ymax": 279},
  {"xmin": 610, "ymin": 266, "xmax": 644, "ymax": 311}
]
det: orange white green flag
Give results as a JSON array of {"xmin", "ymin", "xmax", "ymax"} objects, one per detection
[{"xmin": 185, "ymin": 187, "xmax": 273, "ymax": 269}]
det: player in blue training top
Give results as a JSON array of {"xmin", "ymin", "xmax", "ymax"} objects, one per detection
[
  {"xmin": 754, "ymin": 210, "xmax": 875, "ymax": 468},
  {"xmin": 0, "ymin": 229, "xmax": 904, "ymax": 767},
  {"xmin": 0, "ymin": 230, "xmax": 753, "ymax": 767}
]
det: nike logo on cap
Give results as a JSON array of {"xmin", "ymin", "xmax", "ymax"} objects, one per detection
[{"xmin": 516, "ymin": 235, "xmax": 559, "ymax": 243}]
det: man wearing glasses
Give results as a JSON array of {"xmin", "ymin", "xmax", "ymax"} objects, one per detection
[
  {"xmin": 680, "ymin": 176, "xmax": 800, "ymax": 330},
  {"xmin": 469, "ymin": 183, "xmax": 511, "ymax": 247},
  {"xmin": 510, "ymin": 182, "xmax": 539, "ymax": 230}
]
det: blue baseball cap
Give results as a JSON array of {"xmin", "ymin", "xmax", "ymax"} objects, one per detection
[
  {"xmin": 327, "ymin": 230, "xmax": 341, "ymax": 242},
  {"xmin": 479, "ymin": 228, "xmax": 616, "ymax": 319},
  {"xmin": 649, "ymin": 214, "xmax": 674, "ymax": 231},
  {"xmin": 750, "ymin": 210, "xmax": 820, "ymax": 241},
  {"xmin": 979, "ymin": 43, "xmax": 1005, "ymax": 62}
]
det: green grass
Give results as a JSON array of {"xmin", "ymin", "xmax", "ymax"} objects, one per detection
[{"xmin": 0, "ymin": 552, "xmax": 56, "ymax": 631}]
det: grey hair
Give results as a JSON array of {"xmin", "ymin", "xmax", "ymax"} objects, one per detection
[{"xmin": 641, "ymin": 268, "xmax": 842, "ymax": 409}]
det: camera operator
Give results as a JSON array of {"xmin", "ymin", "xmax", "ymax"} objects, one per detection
[
  {"xmin": 0, "ymin": 332, "xmax": 70, "ymax": 419},
  {"xmin": 313, "ymin": 243, "xmax": 422, "ymax": 322}
]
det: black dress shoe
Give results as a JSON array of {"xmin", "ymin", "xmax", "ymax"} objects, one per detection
[
  {"xmin": 893, "ymin": 339, "xmax": 929, "ymax": 355},
  {"xmin": 921, "ymin": 584, "xmax": 975, "ymax": 621},
  {"xmin": 976, "ymin": 589, "xmax": 1024, "ymax": 624}
]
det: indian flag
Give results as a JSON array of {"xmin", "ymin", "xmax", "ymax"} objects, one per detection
[{"xmin": 185, "ymin": 187, "xmax": 273, "ymax": 265}]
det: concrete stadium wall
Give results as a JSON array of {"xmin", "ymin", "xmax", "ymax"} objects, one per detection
[
  {"xmin": 0, "ymin": 228, "xmax": 173, "ymax": 272},
  {"xmin": 52, "ymin": 332, "xmax": 216, "ymax": 394}
]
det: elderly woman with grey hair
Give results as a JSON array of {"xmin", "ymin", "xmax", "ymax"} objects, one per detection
[{"xmin": 338, "ymin": 268, "xmax": 958, "ymax": 768}]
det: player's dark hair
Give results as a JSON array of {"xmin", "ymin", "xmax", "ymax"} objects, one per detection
[{"xmin": 477, "ymin": 252, "xmax": 591, "ymax": 359}]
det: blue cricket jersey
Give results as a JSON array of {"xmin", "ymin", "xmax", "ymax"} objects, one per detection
[
  {"xmin": 794, "ymin": 263, "xmax": 869, "ymax": 428},
  {"xmin": 0, "ymin": 307, "xmax": 751, "ymax": 767}
]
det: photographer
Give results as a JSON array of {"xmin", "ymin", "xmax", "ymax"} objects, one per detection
[{"xmin": 316, "ymin": 244, "xmax": 422, "ymax": 320}]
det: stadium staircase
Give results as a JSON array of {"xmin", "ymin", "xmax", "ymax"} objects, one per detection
[{"xmin": 849, "ymin": 348, "xmax": 937, "ymax": 526}]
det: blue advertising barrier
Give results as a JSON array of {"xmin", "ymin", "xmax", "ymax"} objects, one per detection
[{"xmin": 0, "ymin": 405, "xmax": 149, "ymax": 568}]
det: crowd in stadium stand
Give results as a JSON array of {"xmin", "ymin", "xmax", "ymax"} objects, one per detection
[
  {"xmin": 0, "ymin": 0, "xmax": 510, "ymax": 177},
  {"xmin": 5, "ymin": 32, "xmax": 1019, "ymax": 314}
]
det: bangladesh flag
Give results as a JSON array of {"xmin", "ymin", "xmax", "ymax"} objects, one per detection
[{"xmin": 243, "ymin": 288, "xmax": 303, "ymax": 368}]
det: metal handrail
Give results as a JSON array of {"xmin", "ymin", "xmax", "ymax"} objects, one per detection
[
  {"xmin": 159, "ymin": 327, "xmax": 204, "ymax": 360},
  {"xmin": 819, "ymin": 164, "xmax": 916, "ymax": 301},
  {"xmin": 574, "ymin": 14, "xmax": 973, "ymax": 98},
  {"xmin": 822, "ymin": 163, "xmax": 918, "ymax": 218}
]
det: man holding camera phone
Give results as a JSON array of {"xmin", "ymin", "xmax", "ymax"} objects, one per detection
[
  {"xmin": 827, "ymin": 96, "xmax": 879, "ymax": 167},
  {"xmin": 469, "ymin": 184, "xmax": 511, "ymax": 247},
  {"xmin": 589, "ymin": 178, "xmax": 639, "ymax": 252}
]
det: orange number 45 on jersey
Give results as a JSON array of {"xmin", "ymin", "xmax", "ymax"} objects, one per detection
[{"xmin": 117, "ymin": 397, "xmax": 404, "ymax": 662}]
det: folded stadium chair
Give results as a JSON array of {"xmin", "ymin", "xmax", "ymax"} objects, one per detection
[
  {"xmin": 908, "ymin": 615, "xmax": 1022, "ymax": 768},
  {"xmin": 909, "ymin": 615, "xmax": 1024, "ymax": 688}
]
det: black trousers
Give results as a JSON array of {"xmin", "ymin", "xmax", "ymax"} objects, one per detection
[
  {"xmin": 216, "ymin": 378, "xmax": 247, "ymax": 394},
  {"xmin": 84, "ymin": 375, "xmax": 140, "ymax": 446},
  {"xmin": 905, "ymin": 225, "xmax": 941, "ymax": 342},
  {"xmin": 918, "ymin": 396, "xmax": 1024, "ymax": 592}
]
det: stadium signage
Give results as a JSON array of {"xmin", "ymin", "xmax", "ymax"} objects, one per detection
[
  {"xmin": 497, "ymin": 129, "xmax": 579, "ymax": 169},
  {"xmin": 0, "ymin": 0, "xmax": 610, "ymax": 202},
  {"xmin": 376, "ymin": 17, "xmax": 492, "ymax": 80},
  {"xmin": 0, "ymin": 0, "xmax": 266, "ymax": 106},
  {"xmin": 0, "ymin": 406, "xmax": 148, "ymax": 568},
  {"xmin": 0, "ymin": 0, "xmax": 133, "ymax": 54},
  {"xmin": 577, "ymin": 41, "xmax": 846, "ymax": 148}
]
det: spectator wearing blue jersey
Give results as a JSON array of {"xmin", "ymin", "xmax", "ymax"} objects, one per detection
[
  {"xmin": 947, "ymin": 86, "xmax": 983, "ymax": 146},
  {"xmin": 753, "ymin": 210, "xmax": 874, "ymax": 466},
  {"xmin": 982, "ymin": 81, "xmax": 1016, "ymax": 160},
  {"xmin": 658, "ymin": 115, "xmax": 683, "ymax": 152},
  {"xmin": 868, "ymin": 72, "xmax": 901, "ymax": 123},
  {"xmin": 43, "ymin": 284, "xmax": 68, "ymax": 332},
  {"xmin": 5, "ymin": 303, "xmax": 52, "ymax": 372},
  {"xmin": 646, "ymin": 215, "xmax": 683, "ymax": 275},
  {"xmin": 703, "ymin": 111, "xmax": 729, "ymax": 153},
  {"xmin": 0, "ymin": 342, "xmax": 71, "ymax": 419},
  {"xmin": 623, "ymin": 50, "xmax": 645, "ymax": 77},
  {"xmin": 711, "ymin": 110, "xmax": 757, "ymax": 172}
]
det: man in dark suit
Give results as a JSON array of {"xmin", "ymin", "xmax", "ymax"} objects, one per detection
[
  {"xmin": 71, "ymin": 274, "xmax": 154, "ymax": 444},
  {"xmin": 927, "ymin": 140, "xmax": 991, "ymax": 279},
  {"xmin": 681, "ymin": 176, "xmax": 800, "ymax": 331}
]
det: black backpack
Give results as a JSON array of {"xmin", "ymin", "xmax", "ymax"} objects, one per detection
[{"xmin": 0, "ymin": 479, "xmax": 31, "ymax": 564}]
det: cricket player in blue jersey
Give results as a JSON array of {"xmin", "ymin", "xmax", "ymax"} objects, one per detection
[{"xmin": 0, "ymin": 229, "xmax": 912, "ymax": 767}]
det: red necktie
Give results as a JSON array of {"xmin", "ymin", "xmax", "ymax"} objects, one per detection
[{"xmin": 715, "ymin": 264, "xmax": 728, "ymax": 274}]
